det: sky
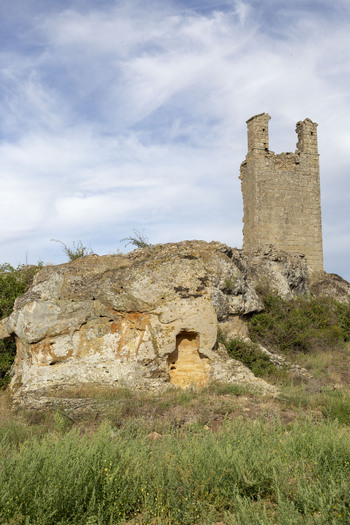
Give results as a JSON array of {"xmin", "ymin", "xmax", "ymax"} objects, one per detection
[{"xmin": 0, "ymin": 0, "xmax": 349, "ymax": 280}]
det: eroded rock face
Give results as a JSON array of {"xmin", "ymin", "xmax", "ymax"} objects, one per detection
[
  {"xmin": 310, "ymin": 273, "xmax": 350, "ymax": 303},
  {"xmin": 0, "ymin": 241, "xmax": 312, "ymax": 396}
]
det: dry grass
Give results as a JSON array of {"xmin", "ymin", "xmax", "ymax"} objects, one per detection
[
  {"xmin": 0, "ymin": 383, "xmax": 304, "ymax": 437},
  {"xmin": 46, "ymin": 383, "xmax": 135, "ymax": 400},
  {"xmin": 295, "ymin": 342, "xmax": 350, "ymax": 389}
]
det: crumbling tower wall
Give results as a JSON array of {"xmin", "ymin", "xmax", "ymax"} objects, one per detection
[{"xmin": 240, "ymin": 113, "xmax": 324, "ymax": 272}]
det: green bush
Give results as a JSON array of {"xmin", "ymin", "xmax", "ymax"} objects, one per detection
[
  {"xmin": 335, "ymin": 301, "xmax": 350, "ymax": 341},
  {"xmin": 248, "ymin": 292, "xmax": 349, "ymax": 355},
  {"xmin": 224, "ymin": 337, "xmax": 277, "ymax": 378},
  {"xmin": 51, "ymin": 239, "xmax": 93, "ymax": 260},
  {"xmin": 0, "ymin": 341, "xmax": 16, "ymax": 389},
  {"xmin": 0, "ymin": 263, "xmax": 40, "ymax": 388}
]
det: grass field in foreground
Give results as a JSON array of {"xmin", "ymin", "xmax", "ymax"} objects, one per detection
[{"xmin": 0, "ymin": 385, "xmax": 349, "ymax": 525}]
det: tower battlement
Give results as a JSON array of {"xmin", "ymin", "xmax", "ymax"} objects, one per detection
[
  {"xmin": 247, "ymin": 112, "xmax": 271, "ymax": 151},
  {"xmin": 240, "ymin": 114, "xmax": 323, "ymax": 272},
  {"xmin": 296, "ymin": 118, "xmax": 318, "ymax": 154}
]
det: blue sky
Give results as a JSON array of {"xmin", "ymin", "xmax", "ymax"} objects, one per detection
[{"xmin": 0, "ymin": 0, "xmax": 349, "ymax": 280}]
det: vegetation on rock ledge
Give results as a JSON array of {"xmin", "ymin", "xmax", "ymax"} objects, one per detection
[
  {"xmin": 248, "ymin": 290, "xmax": 350, "ymax": 355},
  {"xmin": 218, "ymin": 332, "xmax": 279, "ymax": 378},
  {"xmin": 0, "ymin": 264, "xmax": 41, "ymax": 388}
]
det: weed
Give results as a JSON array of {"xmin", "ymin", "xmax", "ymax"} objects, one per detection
[
  {"xmin": 51, "ymin": 239, "xmax": 93, "ymax": 261},
  {"xmin": 222, "ymin": 275, "xmax": 238, "ymax": 294},
  {"xmin": 121, "ymin": 229, "xmax": 152, "ymax": 249},
  {"xmin": 296, "ymin": 344, "xmax": 350, "ymax": 386},
  {"xmin": 53, "ymin": 409, "xmax": 74, "ymax": 433},
  {"xmin": 280, "ymin": 384, "xmax": 350, "ymax": 426},
  {"xmin": 206, "ymin": 382, "xmax": 250, "ymax": 397}
]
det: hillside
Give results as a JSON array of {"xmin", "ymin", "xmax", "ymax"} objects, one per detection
[{"xmin": 0, "ymin": 243, "xmax": 349, "ymax": 524}]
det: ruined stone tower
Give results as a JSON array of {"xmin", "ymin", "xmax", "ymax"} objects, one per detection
[{"xmin": 240, "ymin": 113, "xmax": 324, "ymax": 272}]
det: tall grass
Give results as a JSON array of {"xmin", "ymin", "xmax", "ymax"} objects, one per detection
[{"xmin": 0, "ymin": 418, "xmax": 349, "ymax": 524}]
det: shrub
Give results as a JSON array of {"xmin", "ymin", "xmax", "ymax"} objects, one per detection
[
  {"xmin": 224, "ymin": 337, "xmax": 277, "ymax": 377},
  {"xmin": 0, "ymin": 264, "xmax": 40, "ymax": 388},
  {"xmin": 248, "ymin": 292, "xmax": 348, "ymax": 355},
  {"xmin": 335, "ymin": 301, "xmax": 350, "ymax": 341},
  {"xmin": 121, "ymin": 229, "xmax": 152, "ymax": 249},
  {"xmin": 51, "ymin": 239, "xmax": 93, "ymax": 261},
  {"xmin": 218, "ymin": 329, "xmax": 278, "ymax": 378},
  {"xmin": 0, "ymin": 342, "xmax": 16, "ymax": 389}
]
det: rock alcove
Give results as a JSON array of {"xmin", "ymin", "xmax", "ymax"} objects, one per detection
[{"xmin": 168, "ymin": 331, "xmax": 210, "ymax": 389}]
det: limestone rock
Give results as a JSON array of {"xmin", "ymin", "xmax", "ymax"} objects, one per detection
[
  {"xmin": 242, "ymin": 245, "xmax": 310, "ymax": 298},
  {"xmin": 218, "ymin": 317, "xmax": 249, "ymax": 340},
  {"xmin": 148, "ymin": 432, "xmax": 162, "ymax": 441},
  {"xmin": 0, "ymin": 240, "xmax": 319, "ymax": 397},
  {"xmin": 310, "ymin": 273, "xmax": 350, "ymax": 304}
]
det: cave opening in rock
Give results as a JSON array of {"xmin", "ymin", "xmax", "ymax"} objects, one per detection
[{"xmin": 168, "ymin": 331, "xmax": 209, "ymax": 389}]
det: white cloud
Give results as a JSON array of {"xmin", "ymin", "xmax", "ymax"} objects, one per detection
[{"xmin": 0, "ymin": 0, "xmax": 349, "ymax": 279}]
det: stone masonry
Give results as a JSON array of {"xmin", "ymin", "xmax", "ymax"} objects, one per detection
[{"xmin": 240, "ymin": 113, "xmax": 324, "ymax": 272}]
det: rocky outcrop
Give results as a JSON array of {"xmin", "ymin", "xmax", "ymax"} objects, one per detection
[
  {"xmin": 0, "ymin": 241, "xmax": 321, "ymax": 398},
  {"xmin": 310, "ymin": 272, "xmax": 350, "ymax": 303}
]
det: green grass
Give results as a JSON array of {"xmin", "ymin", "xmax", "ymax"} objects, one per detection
[
  {"xmin": 0, "ymin": 417, "xmax": 349, "ymax": 524},
  {"xmin": 1, "ymin": 380, "xmax": 350, "ymax": 524},
  {"xmin": 279, "ymin": 384, "xmax": 350, "ymax": 426}
]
